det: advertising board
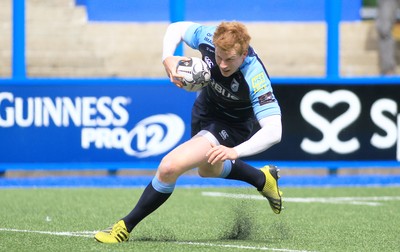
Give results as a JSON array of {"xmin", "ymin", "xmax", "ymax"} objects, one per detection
[
  {"xmin": 249, "ymin": 83, "xmax": 400, "ymax": 163},
  {"xmin": 1, "ymin": 79, "xmax": 399, "ymax": 169},
  {"xmin": 0, "ymin": 79, "xmax": 195, "ymax": 168}
]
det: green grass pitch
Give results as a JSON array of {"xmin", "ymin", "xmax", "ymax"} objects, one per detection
[{"xmin": 1, "ymin": 186, "xmax": 400, "ymax": 251}]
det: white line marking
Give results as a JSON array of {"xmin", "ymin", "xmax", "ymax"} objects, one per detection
[
  {"xmin": 202, "ymin": 192, "xmax": 400, "ymax": 206},
  {"xmin": 0, "ymin": 228, "xmax": 96, "ymax": 237},
  {"xmin": 0, "ymin": 228, "xmax": 313, "ymax": 252},
  {"xmin": 175, "ymin": 241, "xmax": 313, "ymax": 251}
]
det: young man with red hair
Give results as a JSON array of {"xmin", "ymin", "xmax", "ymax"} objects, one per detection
[{"xmin": 95, "ymin": 21, "xmax": 283, "ymax": 243}]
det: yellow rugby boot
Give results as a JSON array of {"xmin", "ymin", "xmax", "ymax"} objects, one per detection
[
  {"xmin": 259, "ymin": 165, "xmax": 283, "ymax": 214},
  {"xmin": 94, "ymin": 220, "xmax": 130, "ymax": 243}
]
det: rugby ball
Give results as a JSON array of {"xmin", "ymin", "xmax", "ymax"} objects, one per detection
[{"xmin": 176, "ymin": 57, "xmax": 211, "ymax": 92}]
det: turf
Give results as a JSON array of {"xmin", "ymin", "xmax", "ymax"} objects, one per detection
[{"xmin": 1, "ymin": 186, "xmax": 399, "ymax": 251}]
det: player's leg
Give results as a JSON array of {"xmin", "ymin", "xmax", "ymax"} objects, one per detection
[
  {"xmin": 198, "ymin": 158, "xmax": 264, "ymax": 188},
  {"xmin": 196, "ymin": 130, "xmax": 282, "ymax": 214},
  {"xmin": 224, "ymin": 159, "xmax": 282, "ymax": 213},
  {"xmin": 199, "ymin": 158, "xmax": 282, "ymax": 213},
  {"xmin": 195, "ymin": 128, "xmax": 266, "ymax": 189},
  {"xmin": 205, "ymin": 159, "xmax": 282, "ymax": 214},
  {"xmin": 95, "ymin": 136, "xmax": 212, "ymax": 243},
  {"xmin": 120, "ymin": 136, "xmax": 211, "ymax": 231}
]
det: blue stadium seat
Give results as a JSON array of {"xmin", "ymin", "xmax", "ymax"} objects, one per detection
[{"xmin": 76, "ymin": 0, "xmax": 362, "ymax": 22}]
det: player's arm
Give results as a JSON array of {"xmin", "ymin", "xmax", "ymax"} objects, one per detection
[
  {"xmin": 233, "ymin": 61, "xmax": 282, "ymax": 158},
  {"xmin": 206, "ymin": 115, "xmax": 281, "ymax": 165},
  {"xmin": 162, "ymin": 21, "xmax": 195, "ymax": 87},
  {"xmin": 233, "ymin": 115, "xmax": 282, "ymax": 158}
]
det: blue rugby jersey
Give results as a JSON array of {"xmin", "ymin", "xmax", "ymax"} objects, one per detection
[{"xmin": 183, "ymin": 23, "xmax": 281, "ymax": 123}]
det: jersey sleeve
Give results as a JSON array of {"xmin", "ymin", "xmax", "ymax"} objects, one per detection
[
  {"xmin": 183, "ymin": 23, "xmax": 215, "ymax": 50},
  {"xmin": 243, "ymin": 59, "xmax": 281, "ymax": 121}
]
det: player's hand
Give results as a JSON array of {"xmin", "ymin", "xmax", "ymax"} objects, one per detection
[
  {"xmin": 206, "ymin": 145, "xmax": 239, "ymax": 165},
  {"xmin": 163, "ymin": 56, "xmax": 190, "ymax": 88}
]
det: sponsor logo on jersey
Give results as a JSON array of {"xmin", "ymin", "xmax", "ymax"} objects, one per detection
[
  {"xmin": 258, "ymin": 91, "xmax": 276, "ymax": 106},
  {"xmin": 205, "ymin": 46, "xmax": 215, "ymax": 53},
  {"xmin": 210, "ymin": 80, "xmax": 239, "ymax": 100},
  {"xmin": 204, "ymin": 33, "xmax": 214, "ymax": 45},
  {"xmin": 251, "ymin": 72, "xmax": 267, "ymax": 93},
  {"xmin": 204, "ymin": 56, "xmax": 214, "ymax": 69},
  {"xmin": 219, "ymin": 129, "xmax": 229, "ymax": 140}
]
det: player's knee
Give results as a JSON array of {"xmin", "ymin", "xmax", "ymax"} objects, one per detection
[{"xmin": 157, "ymin": 157, "xmax": 183, "ymax": 181}]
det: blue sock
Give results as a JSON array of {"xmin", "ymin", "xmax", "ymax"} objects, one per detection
[
  {"xmin": 218, "ymin": 160, "xmax": 232, "ymax": 178},
  {"xmin": 122, "ymin": 177, "xmax": 175, "ymax": 232},
  {"xmin": 224, "ymin": 159, "xmax": 265, "ymax": 190},
  {"xmin": 151, "ymin": 177, "xmax": 176, "ymax": 193}
]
